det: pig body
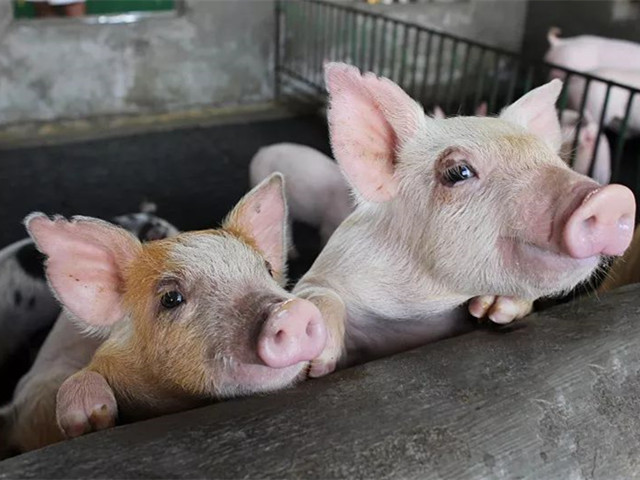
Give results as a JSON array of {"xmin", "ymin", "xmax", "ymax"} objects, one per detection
[
  {"xmin": 545, "ymin": 28, "xmax": 640, "ymax": 76},
  {"xmin": 295, "ymin": 63, "xmax": 635, "ymax": 376},
  {"xmin": 565, "ymin": 68, "xmax": 640, "ymax": 134},
  {"xmin": 1, "ymin": 175, "xmax": 327, "ymax": 455},
  {"xmin": 599, "ymin": 227, "xmax": 640, "ymax": 293},
  {"xmin": 249, "ymin": 143, "xmax": 354, "ymax": 249}
]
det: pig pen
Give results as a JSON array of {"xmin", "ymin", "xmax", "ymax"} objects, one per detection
[{"xmin": 2, "ymin": 0, "xmax": 640, "ymax": 477}]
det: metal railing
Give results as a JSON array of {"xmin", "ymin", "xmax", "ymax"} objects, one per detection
[{"xmin": 275, "ymin": 0, "xmax": 640, "ymax": 190}]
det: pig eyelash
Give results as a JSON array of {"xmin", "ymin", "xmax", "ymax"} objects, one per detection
[{"xmin": 441, "ymin": 163, "xmax": 477, "ymax": 186}]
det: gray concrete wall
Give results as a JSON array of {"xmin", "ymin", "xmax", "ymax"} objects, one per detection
[
  {"xmin": 0, "ymin": 0, "xmax": 275, "ymax": 126},
  {"xmin": 523, "ymin": 0, "xmax": 640, "ymax": 61}
]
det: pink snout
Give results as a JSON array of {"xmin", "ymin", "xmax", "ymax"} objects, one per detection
[
  {"xmin": 257, "ymin": 299, "xmax": 327, "ymax": 369},
  {"xmin": 563, "ymin": 184, "xmax": 636, "ymax": 259}
]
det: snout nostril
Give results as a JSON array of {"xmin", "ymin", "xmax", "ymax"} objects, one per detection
[
  {"xmin": 305, "ymin": 321, "xmax": 315, "ymax": 337},
  {"xmin": 275, "ymin": 330, "xmax": 285, "ymax": 343}
]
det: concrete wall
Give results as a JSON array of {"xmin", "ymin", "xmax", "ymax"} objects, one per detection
[
  {"xmin": 523, "ymin": 0, "xmax": 640, "ymax": 61},
  {"xmin": 0, "ymin": 0, "xmax": 275, "ymax": 126}
]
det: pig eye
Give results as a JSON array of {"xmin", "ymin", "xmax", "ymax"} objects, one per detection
[
  {"xmin": 442, "ymin": 163, "xmax": 476, "ymax": 186},
  {"xmin": 160, "ymin": 291, "xmax": 184, "ymax": 309},
  {"xmin": 265, "ymin": 261, "xmax": 274, "ymax": 277}
]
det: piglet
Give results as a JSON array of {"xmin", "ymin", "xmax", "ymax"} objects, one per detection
[
  {"xmin": 250, "ymin": 143, "xmax": 354, "ymax": 253},
  {"xmin": 1, "ymin": 174, "xmax": 326, "ymax": 455},
  {"xmin": 545, "ymin": 28, "xmax": 640, "ymax": 78},
  {"xmin": 559, "ymin": 109, "xmax": 611, "ymax": 184},
  {"xmin": 565, "ymin": 68, "xmax": 640, "ymax": 133},
  {"xmin": 294, "ymin": 63, "xmax": 635, "ymax": 376}
]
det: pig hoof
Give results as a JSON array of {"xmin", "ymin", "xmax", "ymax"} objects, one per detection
[
  {"xmin": 56, "ymin": 371, "xmax": 118, "ymax": 439},
  {"xmin": 469, "ymin": 296, "xmax": 533, "ymax": 325}
]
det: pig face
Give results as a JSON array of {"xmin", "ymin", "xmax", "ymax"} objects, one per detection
[
  {"xmin": 25, "ymin": 175, "xmax": 326, "ymax": 402},
  {"xmin": 325, "ymin": 63, "xmax": 635, "ymax": 300}
]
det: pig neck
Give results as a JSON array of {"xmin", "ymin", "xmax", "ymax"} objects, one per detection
[
  {"xmin": 296, "ymin": 200, "xmax": 474, "ymax": 365},
  {"xmin": 88, "ymin": 324, "xmax": 207, "ymax": 422}
]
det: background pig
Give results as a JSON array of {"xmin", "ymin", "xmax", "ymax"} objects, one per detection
[
  {"xmin": 565, "ymin": 69, "xmax": 640, "ymax": 133},
  {"xmin": 294, "ymin": 63, "xmax": 635, "ymax": 377},
  {"xmin": 545, "ymin": 28, "xmax": 640, "ymax": 78},
  {"xmin": 0, "ymin": 175, "xmax": 326, "ymax": 456},
  {"xmin": 558, "ymin": 109, "xmax": 611, "ymax": 184},
  {"xmin": 249, "ymin": 143, "xmax": 354, "ymax": 254}
]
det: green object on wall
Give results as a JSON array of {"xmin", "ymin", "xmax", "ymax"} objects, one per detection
[{"xmin": 13, "ymin": 0, "xmax": 175, "ymax": 19}]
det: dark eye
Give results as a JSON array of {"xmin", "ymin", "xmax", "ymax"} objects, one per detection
[
  {"xmin": 442, "ymin": 163, "xmax": 476, "ymax": 185},
  {"xmin": 160, "ymin": 291, "xmax": 184, "ymax": 309},
  {"xmin": 265, "ymin": 261, "xmax": 274, "ymax": 277}
]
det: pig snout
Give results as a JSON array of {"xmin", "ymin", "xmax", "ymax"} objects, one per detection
[
  {"xmin": 563, "ymin": 184, "xmax": 635, "ymax": 259},
  {"xmin": 257, "ymin": 299, "xmax": 326, "ymax": 369}
]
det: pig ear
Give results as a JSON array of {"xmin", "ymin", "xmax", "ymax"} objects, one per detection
[
  {"xmin": 500, "ymin": 79, "xmax": 564, "ymax": 152},
  {"xmin": 475, "ymin": 101, "xmax": 488, "ymax": 117},
  {"xmin": 24, "ymin": 213, "xmax": 142, "ymax": 328},
  {"xmin": 223, "ymin": 173, "xmax": 287, "ymax": 277},
  {"xmin": 431, "ymin": 106, "xmax": 445, "ymax": 119},
  {"xmin": 324, "ymin": 62, "xmax": 426, "ymax": 203}
]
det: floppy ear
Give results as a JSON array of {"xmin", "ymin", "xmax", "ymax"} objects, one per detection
[
  {"xmin": 324, "ymin": 62, "xmax": 426, "ymax": 203},
  {"xmin": 500, "ymin": 79, "xmax": 564, "ymax": 152},
  {"xmin": 223, "ymin": 173, "xmax": 287, "ymax": 281},
  {"xmin": 25, "ymin": 213, "xmax": 142, "ymax": 328}
]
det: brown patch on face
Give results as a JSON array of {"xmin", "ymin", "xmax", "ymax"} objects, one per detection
[{"xmin": 86, "ymin": 236, "xmax": 214, "ymax": 418}]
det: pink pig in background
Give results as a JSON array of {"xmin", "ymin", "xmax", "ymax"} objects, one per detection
[{"xmin": 294, "ymin": 63, "xmax": 635, "ymax": 377}]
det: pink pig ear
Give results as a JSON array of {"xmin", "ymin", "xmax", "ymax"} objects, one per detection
[
  {"xmin": 24, "ymin": 213, "xmax": 142, "ymax": 328},
  {"xmin": 224, "ymin": 173, "xmax": 287, "ymax": 278},
  {"xmin": 324, "ymin": 62, "xmax": 425, "ymax": 203},
  {"xmin": 500, "ymin": 79, "xmax": 564, "ymax": 152}
]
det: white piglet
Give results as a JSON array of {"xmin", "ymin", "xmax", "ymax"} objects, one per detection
[{"xmin": 294, "ymin": 63, "xmax": 636, "ymax": 377}]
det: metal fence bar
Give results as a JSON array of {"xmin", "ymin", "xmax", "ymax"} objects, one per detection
[
  {"xmin": 409, "ymin": 28, "xmax": 422, "ymax": 97},
  {"xmin": 570, "ymin": 78, "xmax": 592, "ymax": 168},
  {"xmin": 398, "ymin": 24, "xmax": 410, "ymax": 88},
  {"xmin": 419, "ymin": 31, "xmax": 434, "ymax": 102},
  {"xmin": 444, "ymin": 39, "xmax": 458, "ymax": 112},
  {"xmin": 590, "ymin": 84, "xmax": 612, "ymax": 179},
  {"xmin": 612, "ymin": 92, "xmax": 636, "ymax": 180}
]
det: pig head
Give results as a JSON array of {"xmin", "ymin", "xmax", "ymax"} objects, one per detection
[
  {"xmin": 25, "ymin": 174, "xmax": 326, "ymax": 437},
  {"xmin": 296, "ymin": 63, "xmax": 635, "ymax": 372}
]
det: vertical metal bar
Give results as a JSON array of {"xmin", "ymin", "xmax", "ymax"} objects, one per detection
[
  {"xmin": 359, "ymin": 14, "xmax": 368, "ymax": 69},
  {"xmin": 388, "ymin": 20, "xmax": 399, "ymax": 80},
  {"xmin": 330, "ymin": 3, "xmax": 339, "ymax": 64},
  {"xmin": 557, "ymin": 72, "xmax": 572, "ymax": 124},
  {"xmin": 369, "ymin": 16, "xmax": 378, "ymax": 71},
  {"xmin": 318, "ymin": 1, "xmax": 329, "ymax": 85},
  {"xmin": 457, "ymin": 43, "xmax": 471, "ymax": 114},
  {"xmin": 303, "ymin": 1, "xmax": 313, "ymax": 80},
  {"xmin": 409, "ymin": 28, "xmax": 422, "ymax": 97},
  {"xmin": 445, "ymin": 39, "xmax": 459, "ymax": 112},
  {"xmin": 612, "ymin": 92, "xmax": 635, "ymax": 181},
  {"xmin": 379, "ymin": 18, "xmax": 388, "ymax": 75},
  {"xmin": 341, "ymin": 4, "xmax": 348, "ymax": 62},
  {"xmin": 398, "ymin": 24, "xmax": 410, "ymax": 88},
  {"xmin": 570, "ymin": 77, "xmax": 592, "ymax": 168},
  {"xmin": 274, "ymin": 0, "xmax": 282, "ymax": 101},
  {"xmin": 488, "ymin": 53, "xmax": 501, "ymax": 113},
  {"xmin": 505, "ymin": 58, "xmax": 518, "ymax": 106},
  {"xmin": 472, "ymin": 48, "xmax": 486, "ymax": 108},
  {"xmin": 589, "ymin": 83, "xmax": 611, "ymax": 179},
  {"xmin": 419, "ymin": 31, "xmax": 434, "ymax": 103},
  {"xmin": 351, "ymin": 10, "xmax": 357, "ymax": 66},
  {"xmin": 522, "ymin": 64, "xmax": 534, "ymax": 95},
  {"xmin": 432, "ymin": 34, "xmax": 445, "ymax": 105}
]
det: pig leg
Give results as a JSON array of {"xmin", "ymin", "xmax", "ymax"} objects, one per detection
[
  {"xmin": 468, "ymin": 296, "xmax": 533, "ymax": 325},
  {"xmin": 56, "ymin": 370, "xmax": 117, "ymax": 438},
  {"xmin": 296, "ymin": 287, "xmax": 346, "ymax": 378}
]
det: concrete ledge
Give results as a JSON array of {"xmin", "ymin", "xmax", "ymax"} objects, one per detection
[{"xmin": 1, "ymin": 285, "xmax": 639, "ymax": 478}]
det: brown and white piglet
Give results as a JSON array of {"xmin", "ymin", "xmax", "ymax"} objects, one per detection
[
  {"xmin": 295, "ymin": 63, "xmax": 635, "ymax": 376},
  {"xmin": 19, "ymin": 174, "xmax": 326, "ymax": 445}
]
